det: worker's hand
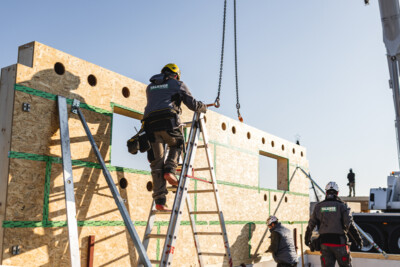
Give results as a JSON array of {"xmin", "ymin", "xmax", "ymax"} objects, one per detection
[
  {"xmin": 305, "ymin": 239, "xmax": 311, "ymax": 247},
  {"xmin": 198, "ymin": 102, "xmax": 207, "ymax": 113}
]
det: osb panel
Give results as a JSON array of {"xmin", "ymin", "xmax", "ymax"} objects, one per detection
[
  {"xmin": 289, "ymin": 165, "xmax": 310, "ymax": 194},
  {"xmin": 5, "ymin": 159, "xmax": 46, "ymax": 221},
  {"xmin": 16, "ymin": 42, "xmax": 147, "ymax": 113},
  {"xmin": 215, "ymin": 145, "xmax": 258, "ymax": 186},
  {"xmin": 2, "ymin": 226, "xmax": 147, "ymax": 267},
  {"xmin": 269, "ymin": 192, "xmax": 309, "ymax": 223},
  {"xmin": 2, "ymin": 42, "xmax": 311, "ymax": 266},
  {"xmin": 49, "ymin": 164, "xmax": 122, "ymax": 222},
  {"xmin": 206, "ymin": 185, "xmax": 268, "ymax": 222},
  {"xmin": 11, "ymin": 91, "xmax": 111, "ymax": 162}
]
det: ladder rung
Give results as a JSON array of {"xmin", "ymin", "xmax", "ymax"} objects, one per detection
[
  {"xmin": 167, "ymin": 186, "xmax": 178, "ymax": 192},
  {"xmin": 188, "ymin": 189, "xmax": 214, "ymax": 193},
  {"xmin": 151, "ymin": 210, "xmax": 172, "ymax": 215},
  {"xmin": 146, "ymin": 234, "xmax": 167, "ymax": 239},
  {"xmin": 197, "ymin": 144, "xmax": 206, "ymax": 149},
  {"xmin": 190, "ymin": 211, "xmax": 219, "ymax": 215},
  {"xmin": 198, "ymin": 252, "xmax": 226, "ymax": 257},
  {"xmin": 150, "ymin": 260, "xmax": 161, "ymax": 264},
  {"xmin": 194, "ymin": 232, "xmax": 222, "ymax": 236},
  {"xmin": 193, "ymin": 167, "xmax": 212, "ymax": 172}
]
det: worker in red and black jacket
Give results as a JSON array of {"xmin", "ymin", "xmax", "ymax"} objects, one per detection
[{"xmin": 305, "ymin": 182, "xmax": 362, "ymax": 267}]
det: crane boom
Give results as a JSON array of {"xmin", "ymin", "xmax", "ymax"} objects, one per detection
[{"xmin": 379, "ymin": 0, "xmax": 400, "ymax": 168}]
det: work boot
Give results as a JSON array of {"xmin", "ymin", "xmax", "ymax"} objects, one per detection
[
  {"xmin": 164, "ymin": 172, "xmax": 178, "ymax": 186},
  {"xmin": 155, "ymin": 198, "xmax": 168, "ymax": 211}
]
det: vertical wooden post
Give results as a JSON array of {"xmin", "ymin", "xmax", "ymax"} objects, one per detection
[
  {"xmin": 293, "ymin": 228, "xmax": 298, "ymax": 252},
  {"xmin": 87, "ymin": 235, "xmax": 95, "ymax": 267}
]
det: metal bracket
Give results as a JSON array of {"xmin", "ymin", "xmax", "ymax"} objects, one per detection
[
  {"xmin": 71, "ymin": 99, "xmax": 80, "ymax": 114},
  {"xmin": 22, "ymin": 103, "xmax": 30, "ymax": 112},
  {"xmin": 12, "ymin": 245, "xmax": 20, "ymax": 255}
]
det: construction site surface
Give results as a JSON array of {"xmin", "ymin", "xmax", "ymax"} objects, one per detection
[{"xmin": 0, "ymin": 42, "xmax": 310, "ymax": 266}]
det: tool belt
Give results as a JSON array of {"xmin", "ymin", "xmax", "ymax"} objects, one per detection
[
  {"xmin": 142, "ymin": 108, "xmax": 180, "ymax": 140},
  {"xmin": 127, "ymin": 129, "xmax": 151, "ymax": 155}
]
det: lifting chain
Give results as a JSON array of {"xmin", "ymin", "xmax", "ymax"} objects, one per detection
[
  {"xmin": 234, "ymin": 0, "xmax": 243, "ymax": 122},
  {"xmin": 214, "ymin": 0, "xmax": 243, "ymax": 122},
  {"xmin": 214, "ymin": 0, "xmax": 227, "ymax": 109}
]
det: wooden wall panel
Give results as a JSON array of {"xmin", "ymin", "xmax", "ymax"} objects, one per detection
[{"xmin": 1, "ymin": 42, "xmax": 310, "ymax": 266}]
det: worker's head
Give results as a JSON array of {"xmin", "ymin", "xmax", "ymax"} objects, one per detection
[
  {"xmin": 267, "ymin": 215, "xmax": 278, "ymax": 229},
  {"xmin": 161, "ymin": 63, "xmax": 181, "ymax": 80},
  {"xmin": 349, "ymin": 168, "xmax": 353, "ymax": 173},
  {"xmin": 325, "ymin": 181, "xmax": 339, "ymax": 196}
]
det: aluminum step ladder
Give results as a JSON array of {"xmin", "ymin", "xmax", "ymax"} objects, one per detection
[
  {"xmin": 58, "ymin": 97, "xmax": 152, "ymax": 267},
  {"xmin": 140, "ymin": 111, "xmax": 232, "ymax": 267}
]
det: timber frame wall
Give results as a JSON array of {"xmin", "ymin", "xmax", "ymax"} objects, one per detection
[{"xmin": 0, "ymin": 42, "xmax": 310, "ymax": 266}]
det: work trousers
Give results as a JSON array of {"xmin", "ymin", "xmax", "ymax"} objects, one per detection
[
  {"xmin": 150, "ymin": 130, "xmax": 183, "ymax": 202},
  {"xmin": 348, "ymin": 183, "xmax": 355, "ymax": 197},
  {"xmin": 320, "ymin": 244, "xmax": 352, "ymax": 267}
]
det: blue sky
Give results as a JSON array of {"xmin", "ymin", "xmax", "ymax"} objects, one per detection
[{"xmin": 0, "ymin": 0, "xmax": 396, "ymax": 196}]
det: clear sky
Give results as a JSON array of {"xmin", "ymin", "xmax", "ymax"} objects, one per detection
[{"xmin": 1, "ymin": 0, "xmax": 397, "ymax": 196}]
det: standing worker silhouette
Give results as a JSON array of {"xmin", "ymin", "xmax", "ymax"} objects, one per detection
[
  {"xmin": 347, "ymin": 169, "xmax": 355, "ymax": 197},
  {"xmin": 143, "ymin": 63, "xmax": 207, "ymax": 211}
]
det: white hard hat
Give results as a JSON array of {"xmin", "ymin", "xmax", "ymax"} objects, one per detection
[
  {"xmin": 325, "ymin": 181, "xmax": 339, "ymax": 192},
  {"xmin": 267, "ymin": 215, "xmax": 278, "ymax": 225}
]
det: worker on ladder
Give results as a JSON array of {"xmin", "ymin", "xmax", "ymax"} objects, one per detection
[{"xmin": 143, "ymin": 63, "xmax": 207, "ymax": 211}]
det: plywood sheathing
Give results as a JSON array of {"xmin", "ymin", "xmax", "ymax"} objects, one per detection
[{"xmin": 1, "ymin": 41, "xmax": 310, "ymax": 266}]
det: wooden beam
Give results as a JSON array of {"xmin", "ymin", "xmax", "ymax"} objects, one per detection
[
  {"xmin": 0, "ymin": 64, "xmax": 17, "ymax": 263},
  {"xmin": 87, "ymin": 235, "xmax": 95, "ymax": 267}
]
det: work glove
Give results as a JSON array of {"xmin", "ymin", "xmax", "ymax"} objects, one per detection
[{"xmin": 197, "ymin": 102, "xmax": 207, "ymax": 113}]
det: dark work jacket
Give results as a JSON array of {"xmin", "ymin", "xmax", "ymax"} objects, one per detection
[
  {"xmin": 347, "ymin": 172, "xmax": 355, "ymax": 183},
  {"xmin": 307, "ymin": 196, "xmax": 351, "ymax": 244},
  {"xmin": 144, "ymin": 74, "xmax": 205, "ymax": 120},
  {"xmin": 267, "ymin": 223, "xmax": 297, "ymax": 264}
]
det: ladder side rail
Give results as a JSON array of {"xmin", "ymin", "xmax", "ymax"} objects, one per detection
[
  {"xmin": 73, "ymin": 104, "xmax": 151, "ymax": 267},
  {"xmin": 138, "ymin": 201, "xmax": 157, "ymax": 267},
  {"xmin": 185, "ymin": 194, "xmax": 205, "ymax": 266},
  {"xmin": 57, "ymin": 96, "xmax": 81, "ymax": 267},
  {"xmin": 160, "ymin": 112, "xmax": 201, "ymax": 266},
  {"xmin": 198, "ymin": 114, "xmax": 232, "ymax": 266}
]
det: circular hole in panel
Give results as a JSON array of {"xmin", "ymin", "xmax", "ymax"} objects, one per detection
[
  {"xmin": 122, "ymin": 87, "xmax": 130, "ymax": 98},
  {"xmin": 88, "ymin": 74, "xmax": 97, "ymax": 86},
  {"xmin": 292, "ymin": 148, "xmax": 295, "ymax": 154},
  {"xmin": 282, "ymin": 144, "xmax": 285, "ymax": 151},
  {"xmin": 119, "ymin": 178, "xmax": 128, "ymax": 189},
  {"xmin": 247, "ymin": 132, "xmax": 251, "ymax": 139},
  {"xmin": 285, "ymin": 196, "xmax": 288, "ymax": 203},
  {"xmin": 232, "ymin": 126, "xmax": 236, "ymax": 134},
  {"xmin": 274, "ymin": 195, "xmax": 277, "ymax": 202},
  {"xmin": 262, "ymin": 137, "xmax": 265, "ymax": 144},
  {"xmin": 301, "ymin": 151, "xmax": 304, "ymax": 157},
  {"xmin": 146, "ymin": 181, "xmax": 153, "ymax": 192},
  {"xmin": 264, "ymin": 194, "xmax": 267, "ymax": 201},
  {"xmin": 221, "ymin": 122, "xmax": 226, "ymax": 131},
  {"xmin": 54, "ymin": 62, "xmax": 65, "ymax": 75},
  {"xmin": 271, "ymin": 141, "xmax": 275, "ymax": 147}
]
